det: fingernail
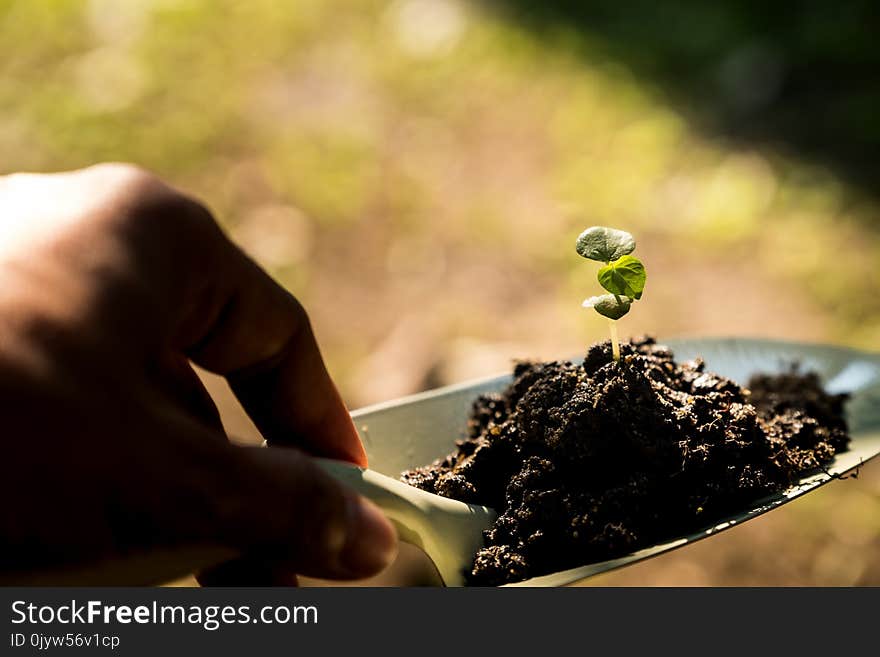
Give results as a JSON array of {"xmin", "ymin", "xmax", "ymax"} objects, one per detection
[{"xmin": 339, "ymin": 495, "xmax": 398, "ymax": 576}]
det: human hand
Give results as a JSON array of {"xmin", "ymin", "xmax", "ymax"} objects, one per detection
[{"xmin": 0, "ymin": 164, "xmax": 397, "ymax": 585}]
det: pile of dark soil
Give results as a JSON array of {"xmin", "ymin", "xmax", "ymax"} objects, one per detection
[{"xmin": 401, "ymin": 337, "xmax": 850, "ymax": 586}]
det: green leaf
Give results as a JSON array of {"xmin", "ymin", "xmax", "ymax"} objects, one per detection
[
  {"xmin": 597, "ymin": 255, "xmax": 646, "ymax": 299},
  {"xmin": 575, "ymin": 226, "xmax": 636, "ymax": 262},
  {"xmin": 582, "ymin": 294, "xmax": 632, "ymax": 320}
]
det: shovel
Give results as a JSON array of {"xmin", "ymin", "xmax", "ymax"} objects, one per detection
[
  {"xmin": 17, "ymin": 338, "xmax": 874, "ymax": 586},
  {"xmin": 315, "ymin": 337, "xmax": 880, "ymax": 586}
]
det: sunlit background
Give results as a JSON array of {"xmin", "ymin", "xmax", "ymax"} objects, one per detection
[{"xmin": 2, "ymin": 0, "xmax": 878, "ymax": 585}]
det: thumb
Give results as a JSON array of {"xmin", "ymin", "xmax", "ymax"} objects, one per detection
[{"xmin": 213, "ymin": 445, "xmax": 398, "ymax": 580}]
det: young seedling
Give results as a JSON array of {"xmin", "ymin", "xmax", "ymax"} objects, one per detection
[{"xmin": 576, "ymin": 226, "xmax": 647, "ymax": 362}]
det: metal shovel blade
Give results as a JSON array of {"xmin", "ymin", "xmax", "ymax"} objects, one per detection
[{"xmin": 351, "ymin": 338, "xmax": 880, "ymax": 587}]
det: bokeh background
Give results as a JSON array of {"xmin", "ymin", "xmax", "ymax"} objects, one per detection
[{"xmin": 2, "ymin": 0, "xmax": 878, "ymax": 585}]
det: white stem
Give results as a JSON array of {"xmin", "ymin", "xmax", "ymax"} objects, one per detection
[{"xmin": 608, "ymin": 319, "xmax": 620, "ymax": 362}]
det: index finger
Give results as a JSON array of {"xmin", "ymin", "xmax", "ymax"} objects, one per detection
[{"xmin": 157, "ymin": 192, "xmax": 366, "ymax": 466}]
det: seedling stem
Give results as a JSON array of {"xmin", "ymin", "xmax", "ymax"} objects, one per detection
[{"xmin": 608, "ymin": 318, "xmax": 621, "ymax": 362}]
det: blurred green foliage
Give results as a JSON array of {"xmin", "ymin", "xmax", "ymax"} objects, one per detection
[
  {"xmin": 500, "ymin": 1, "xmax": 880, "ymax": 190},
  {"xmin": 3, "ymin": 1, "xmax": 877, "ymax": 362}
]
